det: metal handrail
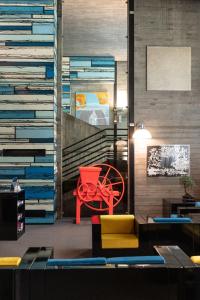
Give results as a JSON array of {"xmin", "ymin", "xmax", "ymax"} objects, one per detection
[
  {"xmin": 63, "ymin": 140, "xmax": 128, "ymax": 172},
  {"xmin": 63, "ymin": 136, "xmax": 127, "ymax": 164},
  {"xmin": 62, "ymin": 128, "xmax": 128, "ymax": 180},
  {"xmin": 63, "ymin": 128, "xmax": 128, "ymax": 152}
]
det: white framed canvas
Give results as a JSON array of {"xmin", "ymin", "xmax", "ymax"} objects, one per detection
[
  {"xmin": 147, "ymin": 145, "xmax": 190, "ymax": 176},
  {"xmin": 147, "ymin": 46, "xmax": 191, "ymax": 91}
]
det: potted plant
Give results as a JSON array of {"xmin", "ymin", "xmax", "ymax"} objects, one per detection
[{"xmin": 179, "ymin": 176, "xmax": 195, "ymax": 201}]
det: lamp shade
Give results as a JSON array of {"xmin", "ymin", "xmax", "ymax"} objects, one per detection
[{"xmin": 132, "ymin": 123, "xmax": 152, "ymax": 139}]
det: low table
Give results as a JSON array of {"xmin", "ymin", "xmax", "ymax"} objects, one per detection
[
  {"xmin": 154, "ymin": 245, "xmax": 197, "ymax": 268},
  {"xmin": 136, "ymin": 215, "xmax": 200, "ymax": 256},
  {"xmin": 178, "ymin": 206, "xmax": 200, "ymax": 217}
]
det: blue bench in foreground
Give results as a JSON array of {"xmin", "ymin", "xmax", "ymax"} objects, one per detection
[
  {"xmin": 0, "ymin": 246, "xmax": 200, "ymax": 300},
  {"xmin": 47, "ymin": 255, "xmax": 165, "ymax": 267}
]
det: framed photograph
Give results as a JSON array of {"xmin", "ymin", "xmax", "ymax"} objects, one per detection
[
  {"xmin": 147, "ymin": 145, "xmax": 190, "ymax": 177},
  {"xmin": 75, "ymin": 92, "xmax": 110, "ymax": 126}
]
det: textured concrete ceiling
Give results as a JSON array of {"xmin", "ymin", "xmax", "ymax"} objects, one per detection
[{"xmin": 62, "ymin": 0, "xmax": 127, "ymax": 61}]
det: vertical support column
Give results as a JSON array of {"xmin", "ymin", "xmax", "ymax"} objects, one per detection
[
  {"xmin": 56, "ymin": 0, "xmax": 63, "ymax": 218},
  {"xmin": 128, "ymin": 0, "xmax": 135, "ymax": 213},
  {"xmin": 113, "ymin": 62, "xmax": 118, "ymax": 168}
]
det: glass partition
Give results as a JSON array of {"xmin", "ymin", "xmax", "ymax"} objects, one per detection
[{"xmin": 62, "ymin": 0, "xmax": 128, "ymax": 216}]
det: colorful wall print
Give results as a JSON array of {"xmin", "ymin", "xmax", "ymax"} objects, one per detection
[
  {"xmin": 147, "ymin": 145, "xmax": 190, "ymax": 176},
  {"xmin": 0, "ymin": 0, "xmax": 57, "ymax": 224},
  {"xmin": 76, "ymin": 92, "xmax": 110, "ymax": 126},
  {"xmin": 62, "ymin": 56, "xmax": 115, "ymax": 114}
]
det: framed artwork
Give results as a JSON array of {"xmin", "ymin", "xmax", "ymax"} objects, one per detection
[
  {"xmin": 147, "ymin": 46, "xmax": 191, "ymax": 91},
  {"xmin": 75, "ymin": 92, "xmax": 110, "ymax": 125},
  {"xmin": 147, "ymin": 145, "xmax": 190, "ymax": 177}
]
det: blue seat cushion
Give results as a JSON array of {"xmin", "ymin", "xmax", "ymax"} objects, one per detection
[
  {"xmin": 195, "ymin": 202, "xmax": 200, "ymax": 207},
  {"xmin": 107, "ymin": 256, "xmax": 165, "ymax": 265},
  {"xmin": 153, "ymin": 217, "xmax": 192, "ymax": 223},
  {"xmin": 47, "ymin": 257, "xmax": 106, "ymax": 266}
]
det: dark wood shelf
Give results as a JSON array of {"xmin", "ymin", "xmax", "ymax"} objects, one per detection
[
  {"xmin": 0, "ymin": 190, "xmax": 25, "ymax": 240},
  {"xmin": 162, "ymin": 198, "xmax": 197, "ymax": 217}
]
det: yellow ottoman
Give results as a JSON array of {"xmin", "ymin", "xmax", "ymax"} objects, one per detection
[
  {"xmin": 191, "ymin": 256, "xmax": 200, "ymax": 264},
  {"xmin": 0, "ymin": 257, "xmax": 21, "ymax": 267}
]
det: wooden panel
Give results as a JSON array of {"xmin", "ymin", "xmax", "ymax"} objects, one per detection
[
  {"xmin": 0, "ymin": 0, "xmax": 57, "ymax": 223},
  {"xmin": 3, "ymin": 149, "xmax": 46, "ymax": 157}
]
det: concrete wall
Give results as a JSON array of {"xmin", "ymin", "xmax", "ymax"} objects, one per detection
[
  {"xmin": 62, "ymin": 113, "xmax": 100, "ymax": 148},
  {"xmin": 62, "ymin": 0, "xmax": 127, "ymax": 61},
  {"xmin": 134, "ymin": 0, "xmax": 200, "ymax": 215}
]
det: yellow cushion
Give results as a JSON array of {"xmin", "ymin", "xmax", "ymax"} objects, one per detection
[
  {"xmin": 101, "ymin": 233, "xmax": 139, "ymax": 249},
  {"xmin": 191, "ymin": 256, "xmax": 200, "ymax": 264},
  {"xmin": 0, "ymin": 257, "xmax": 21, "ymax": 267},
  {"xmin": 100, "ymin": 215, "xmax": 134, "ymax": 234}
]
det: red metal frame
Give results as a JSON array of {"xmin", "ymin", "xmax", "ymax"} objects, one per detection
[{"xmin": 73, "ymin": 164, "xmax": 125, "ymax": 224}]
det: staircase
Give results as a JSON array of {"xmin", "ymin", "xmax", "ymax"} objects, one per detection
[{"xmin": 62, "ymin": 128, "xmax": 128, "ymax": 182}]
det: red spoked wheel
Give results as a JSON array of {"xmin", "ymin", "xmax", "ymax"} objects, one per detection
[
  {"xmin": 79, "ymin": 163, "xmax": 125, "ymax": 212},
  {"xmin": 77, "ymin": 183, "xmax": 97, "ymax": 202}
]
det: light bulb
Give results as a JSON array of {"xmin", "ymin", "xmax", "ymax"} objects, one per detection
[{"xmin": 132, "ymin": 123, "xmax": 152, "ymax": 139}]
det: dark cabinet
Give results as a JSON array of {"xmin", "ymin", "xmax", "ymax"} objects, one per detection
[
  {"xmin": 0, "ymin": 190, "xmax": 25, "ymax": 240},
  {"xmin": 162, "ymin": 198, "xmax": 196, "ymax": 217}
]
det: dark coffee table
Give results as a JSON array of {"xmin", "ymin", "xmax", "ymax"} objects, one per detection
[{"xmin": 135, "ymin": 215, "xmax": 200, "ymax": 256}]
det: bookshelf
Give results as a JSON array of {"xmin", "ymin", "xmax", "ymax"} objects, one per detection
[{"xmin": 0, "ymin": 190, "xmax": 25, "ymax": 240}]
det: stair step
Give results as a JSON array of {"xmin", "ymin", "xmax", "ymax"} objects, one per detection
[{"xmin": 63, "ymin": 158, "xmax": 108, "ymax": 181}]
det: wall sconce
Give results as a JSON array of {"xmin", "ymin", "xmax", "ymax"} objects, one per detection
[{"xmin": 132, "ymin": 122, "xmax": 152, "ymax": 139}]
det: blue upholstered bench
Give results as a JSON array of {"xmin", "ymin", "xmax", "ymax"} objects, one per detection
[
  {"xmin": 153, "ymin": 217, "xmax": 192, "ymax": 223},
  {"xmin": 47, "ymin": 256, "xmax": 165, "ymax": 267},
  {"xmin": 107, "ymin": 256, "xmax": 165, "ymax": 265},
  {"xmin": 47, "ymin": 257, "xmax": 106, "ymax": 266}
]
